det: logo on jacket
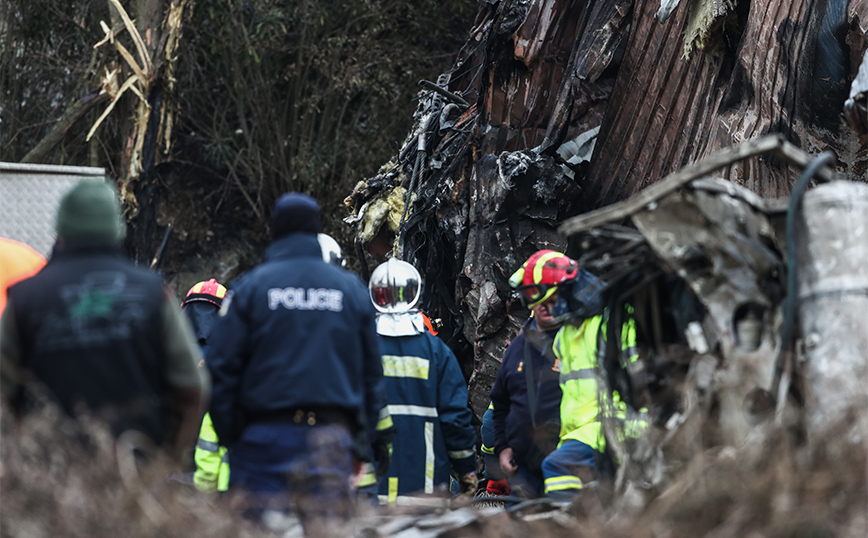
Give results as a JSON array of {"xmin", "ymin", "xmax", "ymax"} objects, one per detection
[{"xmin": 268, "ymin": 287, "xmax": 343, "ymax": 312}]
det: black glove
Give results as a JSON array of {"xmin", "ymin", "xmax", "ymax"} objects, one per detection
[{"xmin": 373, "ymin": 440, "xmax": 392, "ymax": 477}]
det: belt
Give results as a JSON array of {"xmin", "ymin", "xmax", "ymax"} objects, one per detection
[{"xmin": 248, "ymin": 406, "xmax": 353, "ymax": 428}]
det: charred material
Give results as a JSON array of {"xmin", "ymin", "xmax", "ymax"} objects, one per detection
[{"xmin": 346, "ymin": 0, "xmax": 868, "ymax": 422}]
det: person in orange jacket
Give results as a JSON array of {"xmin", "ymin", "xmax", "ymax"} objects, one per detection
[{"xmin": 0, "ymin": 237, "xmax": 46, "ymax": 315}]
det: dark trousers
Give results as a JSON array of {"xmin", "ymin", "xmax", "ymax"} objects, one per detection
[{"xmin": 229, "ymin": 423, "xmax": 355, "ymax": 524}]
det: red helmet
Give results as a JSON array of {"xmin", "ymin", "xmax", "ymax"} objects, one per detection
[
  {"xmin": 182, "ymin": 278, "xmax": 227, "ymax": 308},
  {"xmin": 508, "ymin": 250, "xmax": 577, "ymax": 307}
]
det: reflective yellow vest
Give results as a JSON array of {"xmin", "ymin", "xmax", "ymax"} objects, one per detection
[
  {"xmin": 194, "ymin": 413, "xmax": 230, "ymax": 493},
  {"xmin": 552, "ymin": 313, "xmax": 641, "ymax": 452}
]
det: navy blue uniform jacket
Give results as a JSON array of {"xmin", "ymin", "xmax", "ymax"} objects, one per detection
[
  {"xmin": 489, "ymin": 319, "xmax": 561, "ymax": 461},
  {"xmin": 206, "ymin": 233, "xmax": 384, "ymax": 449},
  {"xmin": 377, "ymin": 330, "xmax": 477, "ymax": 496}
]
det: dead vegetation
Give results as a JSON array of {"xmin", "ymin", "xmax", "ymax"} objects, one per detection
[{"xmin": 2, "ymin": 397, "xmax": 865, "ymax": 537}]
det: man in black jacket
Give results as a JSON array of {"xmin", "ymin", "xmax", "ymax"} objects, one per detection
[
  {"xmin": 206, "ymin": 192, "xmax": 384, "ymax": 531},
  {"xmin": 0, "ymin": 179, "xmax": 207, "ymax": 463},
  {"xmin": 488, "ymin": 250, "xmax": 571, "ymax": 497}
]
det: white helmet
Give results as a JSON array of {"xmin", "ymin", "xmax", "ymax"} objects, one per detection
[
  {"xmin": 317, "ymin": 233, "xmax": 345, "ymax": 267},
  {"xmin": 369, "ymin": 258, "xmax": 422, "ymax": 314}
]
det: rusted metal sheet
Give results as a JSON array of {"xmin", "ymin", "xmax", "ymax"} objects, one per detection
[
  {"xmin": 584, "ymin": 0, "xmax": 724, "ymax": 209},
  {"xmin": 696, "ymin": 0, "xmax": 866, "ymax": 191},
  {"xmin": 475, "ymin": 0, "xmax": 605, "ymax": 154},
  {"xmin": 573, "ymin": 0, "xmax": 634, "ymax": 82},
  {"xmin": 587, "ymin": 0, "xmax": 868, "ymax": 209}
]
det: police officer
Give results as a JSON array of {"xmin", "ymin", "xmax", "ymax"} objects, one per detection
[
  {"xmin": 368, "ymin": 258, "xmax": 478, "ymax": 505},
  {"xmin": 205, "ymin": 193, "xmax": 384, "ymax": 530}
]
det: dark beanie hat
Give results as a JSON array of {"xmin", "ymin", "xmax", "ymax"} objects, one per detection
[
  {"xmin": 56, "ymin": 180, "xmax": 125, "ymax": 243},
  {"xmin": 271, "ymin": 192, "xmax": 322, "ymax": 239}
]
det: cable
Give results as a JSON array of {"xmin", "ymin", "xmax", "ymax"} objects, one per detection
[{"xmin": 770, "ymin": 151, "xmax": 837, "ymax": 398}]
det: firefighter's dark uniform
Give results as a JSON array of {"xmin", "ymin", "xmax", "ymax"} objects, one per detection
[{"xmin": 375, "ymin": 316, "xmax": 477, "ymax": 504}]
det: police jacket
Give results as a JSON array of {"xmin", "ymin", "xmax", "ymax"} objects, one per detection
[
  {"xmin": 490, "ymin": 318, "xmax": 562, "ymax": 462},
  {"xmin": 375, "ymin": 316, "xmax": 476, "ymax": 500},
  {"xmin": 0, "ymin": 241, "xmax": 204, "ymax": 446},
  {"xmin": 205, "ymin": 233, "xmax": 384, "ymax": 449}
]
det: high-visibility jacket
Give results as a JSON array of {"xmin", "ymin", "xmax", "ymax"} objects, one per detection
[
  {"xmin": 194, "ymin": 413, "xmax": 229, "ymax": 492},
  {"xmin": 376, "ymin": 330, "xmax": 477, "ymax": 504},
  {"xmin": 552, "ymin": 312, "xmax": 640, "ymax": 452},
  {"xmin": 0, "ymin": 237, "xmax": 45, "ymax": 315}
]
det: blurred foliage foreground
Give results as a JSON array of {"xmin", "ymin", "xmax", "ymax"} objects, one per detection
[{"xmin": 1, "ymin": 394, "xmax": 866, "ymax": 538}]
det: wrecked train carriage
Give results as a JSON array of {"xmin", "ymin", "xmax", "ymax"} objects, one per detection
[{"xmin": 560, "ymin": 135, "xmax": 868, "ymax": 496}]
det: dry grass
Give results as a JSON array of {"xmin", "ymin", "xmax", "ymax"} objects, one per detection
[
  {"xmin": 0, "ymin": 399, "xmax": 266, "ymax": 538},
  {"xmin": 2, "ymin": 399, "xmax": 866, "ymax": 538}
]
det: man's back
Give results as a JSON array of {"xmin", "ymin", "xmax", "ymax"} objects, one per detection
[
  {"xmin": 377, "ymin": 328, "xmax": 476, "ymax": 497},
  {"xmin": 2, "ymin": 180, "xmax": 204, "ymax": 462},
  {"xmin": 5, "ymin": 242, "xmax": 174, "ymax": 442},
  {"xmin": 204, "ymin": 193, "xmax": 382, "ymax": 531},
  {"xmin": 207, "ymin": 232, "xmax": 382, "ymax": 445}
]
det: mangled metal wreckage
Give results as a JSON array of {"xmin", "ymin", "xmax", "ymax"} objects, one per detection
[
  {"xmin": 345, "ymin": 134, "xmax": 868, "ymax": 519},
  {"xmin": 557, "ymin": 134, "xmax": 868, "ymax": 502}
]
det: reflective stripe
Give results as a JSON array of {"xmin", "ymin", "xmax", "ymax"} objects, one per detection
[
  {"xmin": 544, "ymin": 475, "xmax": 584, "ymax": 493},
  {"xmin": 197, "ymin": 438, "xmax": 220, "ymax": 453},
  {"xmin": 388, "ymin": 477, "xmax": 398, "ymax": 505},
  {"xmin": 623, "ymin": 345, "xmax": 639, "ymax": 359},
  {"xmin": 532, "ymin": 251, "xmax": 562, "ymax": 284},
  {"xmin": 387, "ymin": 404, "xmax": 438, "ymax": 418},
  {"xmin": 378, "ymin": 407, "xmax": 391, "ymax": 420},
  {"xmin": 424, "ymin": 421, "xmax": 435, "ymax": 494},
  {"xmin": 561, "ymin": 367, "xmax": 596, "ymax": 381},
  {"xmin": 377, "ymin": 415, "xmax": 394, "ymax": 431},
  {"xmin": 357, "ymin": 473, "xmax": 377, "ymax": 487},
  {"xmin": 357, "ymin": 463, "xmax": 376, "ymax": 488},
  {"xmin": 448, "ymin": 449, "xmax": 475, "ymax": 459},
  {"xmin": 221, "ymin": 452, "xmax": 230, "ymax": 463},
  {"xmin": 377, "ymin": 495, "xmax": 449, "ymax": 507},
  {"xmin": 382, "ymin": 355, "xmax": 430, "ymax": 380},
  {"xmin": 480, "ymin": 444, "xmax": 495, "ymax": 455}
]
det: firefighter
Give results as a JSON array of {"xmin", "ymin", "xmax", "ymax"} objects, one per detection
[
  {"xmin": 0, "ymin": 180, "xmax": 207, "ymax": 463},
  {"xmin": 316, "ymin": 233, "xmax": 346, "ymax": 267},
  {"xmin": 486, "ymin": 250, "xmax": 570, "ymax": 498},
  {"xmin": 368, "ymin": 258, "xmax": 478, "ymax": 505},
  {"xmin": 182, "ymin": 279, "xmax": 231, "ymax": 493},
  {"xmin": 205, "ymin": 192, "xmax": 384, "ymax": 531},
  {"xmin": 510, "ymin": 250, "xmax": 644, "ymax": 501}
]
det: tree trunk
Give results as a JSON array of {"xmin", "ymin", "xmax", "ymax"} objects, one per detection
[{"xmin": 21, "ymin": 92, "xmax": 110, "ymax": 165}]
